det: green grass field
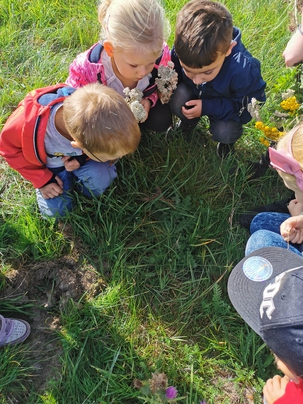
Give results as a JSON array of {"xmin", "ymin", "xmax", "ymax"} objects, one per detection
[{"xmin": 0, "ymin": 0, "xmax": 301, "ymax": 403}]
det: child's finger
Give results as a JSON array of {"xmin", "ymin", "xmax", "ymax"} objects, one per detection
[
  {"xmin": 291, "ymin": 231, "xmax": 303, "ymax": 244},
  {"xmin": 280, "ymin": 225, "xmax": 292, "ymax": 239},
  {"xmin": 55, "ymin": 175, "xmax": 64, "ymax": 188}
]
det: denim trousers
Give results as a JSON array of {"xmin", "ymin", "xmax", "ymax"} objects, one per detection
[
  {"xmin": 245, "ymin": 212, "xmax": 303, "ymax": 257},
  {"xmin": 36, "ymin": 159, "xmax": 117, "ymax": 218},
  {"xmin": 169, "ymin": 82, "xmax": 243, "ymax": 143}
]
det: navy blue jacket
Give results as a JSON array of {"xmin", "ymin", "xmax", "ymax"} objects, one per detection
[{"xmin": 171, "ymin": 27, "xmax": 266, "ymax": 124}]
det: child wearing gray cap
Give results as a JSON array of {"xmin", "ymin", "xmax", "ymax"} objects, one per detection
[{"xmin": 228, "ymin": 246, "xmax": 303, "ymax": 403}]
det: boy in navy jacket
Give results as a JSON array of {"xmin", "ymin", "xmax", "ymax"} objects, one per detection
[{"xmin": 170, "ymin": 0, "xmax": 266, "ymax": 159}]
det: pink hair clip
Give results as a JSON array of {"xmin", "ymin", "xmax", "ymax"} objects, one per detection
[{"xmin": 269, "ymin": 127, "xmax": 303, "ymax": 191}]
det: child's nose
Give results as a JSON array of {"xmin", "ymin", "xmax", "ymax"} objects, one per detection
[
  {"xmin": 193, "ymin": 75, "xmax": 204, "ymax": 85},
  {"xmin": 138, "ymin": 66, "xmax": 148, "ymax": 77}
]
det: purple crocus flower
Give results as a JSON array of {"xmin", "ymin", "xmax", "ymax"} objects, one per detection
[
  {"xmin": 200, "ymin": 401, "xmax": 207, "ymax": 404},
  {"xmin": 165, "ymin": 386, "xmax": 178, "ymax": 399}
]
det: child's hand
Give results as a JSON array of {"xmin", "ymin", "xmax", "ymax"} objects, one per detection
[
  {"xmin": 39, "ymin": 176, "xmax": 63, "ymax": 199},
  {"xmin": 61, "ymin": 156, "xmax": 80, "ymax": 172},
  {"xmin": 263, "ymin": 375, "xmax": 289, "ymax": 404},
  {"xmin": 280, "ymin": 215, "xmax": 303, "ymax": 244},
  {"xmin": 283, "ymin": 29, "xmax": 303, "ymax": 67},
  {"xmin": 287, "ymin": 199, "xmax": 303, "ymax": 216},
  {"xmin": 140, "ymin": 98, "xmax": 151, "ymax": 123},
  {"xmin": 182, "ymin": 100, "xmax": 202, "ymax": 119}
]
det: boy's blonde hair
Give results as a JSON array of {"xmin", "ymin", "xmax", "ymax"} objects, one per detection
[
  {"xmin": 98, "ymin": 0, "xmax": 168, "ymax": 55},
  {"xmin": 174, "ymin": 0, "xmax": 233, "ymax": 68},
  {"xmin": 277, "ymin": 123, "xmax": 303, "ymax": 193},
  {"xmin": 63, "ymin": 83, "xmax": 141, "ymax": 155}
]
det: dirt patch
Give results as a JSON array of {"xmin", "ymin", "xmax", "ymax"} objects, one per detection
[
  {"xmin": 287, "ymin": 0, "xmax": 303, "ymax": 31},
  {"xmin": 0, "ymin": 234, "xmax": 105, "ymax": 397},
  {"xmin": 212, "ymin": 376, "xmax": 258, "ymax": 404}
]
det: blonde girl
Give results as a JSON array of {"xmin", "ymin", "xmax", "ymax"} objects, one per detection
[
  {"xmin": 245, "ymin": 123, "xmax": 303, "ymax": 257},
  {"xmin": 66, "ymin": 0, "xmax": 173, "ymax": 132}
]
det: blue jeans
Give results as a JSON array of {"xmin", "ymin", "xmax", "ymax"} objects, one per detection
[
  {"xmin": 36, "ymin": 159, "xmax": 117, "ymax": 218},
  {"xmin": 169, "ymin": 82, "xmax": 243, "ymax": 143},
  {"xmin": 245, "ymin": 212, "xmax": 303, "ymax": 257}
]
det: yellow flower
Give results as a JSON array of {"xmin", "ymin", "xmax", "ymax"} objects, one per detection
[
  {"xmin": 255, "ymin": 121, "xmax": 265, "ymax": 130},
  {"xmin": 280, "ymin": 96, "xmax": 300, "ymax": 111},
  {"xmin": 260, "ymin": 137, "xmax": 270, "ymax": 147}
]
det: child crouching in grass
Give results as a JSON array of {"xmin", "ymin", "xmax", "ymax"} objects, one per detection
[
  {"xmin": 170, "ymin": 0, "xmax": 266, "ymax": 171},
  {"xmin": 0, "ymin": 83, "xmax": 141, "ymax": 218},
  {"xmin": 66, "ymin": 0, "xmax": 174, "ymax": 133},
  {"xmin": 228, "ymin": 247, "xmax": 303, "ymax": 403}
]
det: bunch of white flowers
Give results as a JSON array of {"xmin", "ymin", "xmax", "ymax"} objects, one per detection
[
  {"xmin": 123, "ymin": 87, "xmax": 147, "ymax": 123},
  {"xmin": 247, "ymin": 97, "xmax": 261, "ymax": 121},
  {"xmin": 155, "ymin": 61, "xmax": 178, "ymax": 104}
]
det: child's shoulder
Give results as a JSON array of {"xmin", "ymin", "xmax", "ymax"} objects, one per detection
[
  {"xmin": 70, "ymin": 42, "xmax": 103, "ymax": 66},
  {"xmin": 224, "ymin": 34, "xmax": 262, "ymax": 77},
  {"xmin": 231, "ymin": 27, "xmax": 261, "ymax": 63},
  {"xmin": 274, "ymin": 379, "xmax": 303, "ymax": 403},
  {"xmin": 66, "ymin": 42, "xmax": 105, "ymax": 88}
]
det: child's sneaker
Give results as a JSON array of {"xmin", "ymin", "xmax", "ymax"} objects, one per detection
[
  {"xmin": 216, "ymin": 142, "xmax": 235, "ymax": 159},
  {"xmin": 247, "ymin": 149, "xmax": 271, "ymax": 179},
  {"xmin": 179, "ymin": 122, "xmax": 197, "ymax": 138},
  {"xmin": 238, "ymin": 195, "xmax": 294, "ymax": 230},
  {"xmin": 173, "ymin": 120, "xmax": 197, "ymax": 139},
  {"xmin": 0, "ymin": 315, "xmax": 31, "ymax": 347}
]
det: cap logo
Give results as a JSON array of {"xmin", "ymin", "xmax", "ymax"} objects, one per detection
[
  {"xmin": 259, "ymin": 272, "xmax": 286, "ymax": 319},
  {"xmin": 242, "ymin": 256, "xmax": 273, "ymax": 282}
]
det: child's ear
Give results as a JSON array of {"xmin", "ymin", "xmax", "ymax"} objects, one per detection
[
  {"xmin": 103, "ymin": 40, "xmax": 114, "ymax": 57},
  {"xmin": 225, "ymin": 41, "xmax": 237, "ymax": 57},
  {"xmin": 71, "ymin": 140, "xmax": 82, "ymax": 149}
]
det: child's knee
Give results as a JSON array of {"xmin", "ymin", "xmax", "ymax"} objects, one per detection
[
  {"xmin": 250, "ymin": 212, "xmax": 269, "ymax": 234},
  {"xmin": 169, "ymin": 83, "xmax": 195, "ymax": 119},
  {"xmin": 245, "ymin": 230, "xmax": 271, "ymax": 255},
  {"xmin": 210, "ymin": 119, "xmax": 243, "ymax": 143},
  {"xmin": 79, "ymin": 164, "xmax": 117, "ymax": 196}
]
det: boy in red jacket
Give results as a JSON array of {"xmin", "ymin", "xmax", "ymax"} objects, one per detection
[
  {"xmin": 0, "ymin": 83, "xmax": 140, "ymax": 218},
  {"xmin": 228, "ymin": 247, "xmax": 303, "ymax": 404}
]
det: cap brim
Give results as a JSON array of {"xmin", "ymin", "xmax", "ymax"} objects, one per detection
[{"xmin": 227, "ymin": 247, "xmax": 303, "ymax": 336}]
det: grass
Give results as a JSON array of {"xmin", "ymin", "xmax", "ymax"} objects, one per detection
[{"xmin": 0, "ymin": 0, "xmax": 301, "ymax": 403}]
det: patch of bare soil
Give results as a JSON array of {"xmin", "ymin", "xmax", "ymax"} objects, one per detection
[
  {"xmin": 0, "ymin": 235, "xmax": 105, "ymax": 397},
  {"xmin": 212, "ymin": 374, "xmax": 260, "ymax": 404}
]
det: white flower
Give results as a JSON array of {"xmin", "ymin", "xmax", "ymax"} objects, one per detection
[
  {"xmin": 128, "ymin": 100, "xmax": 147, "ymax": 122},
  {"xmin": 272, "ymin": 110, "xmax": 290, "ymax": 118},
  {"xmin": 282, "ymin": 89, "xmax": 295, "ymax": 100},
  {"xmin": 123, "ymin": 87, "xmax": 147, "ymax": 123},
  {"xmin": 155, "ymin": 61, "xmax": 178, "ymax": 104},
  {"xmin": 247, "ymin": 97, "xmax": 261, "ymax": 121}
]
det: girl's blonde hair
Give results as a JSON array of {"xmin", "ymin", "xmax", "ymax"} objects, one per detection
[
  {"xmin": 63, "ymin": 83, "xmax": 141, "ymax": 155},
  {"xmin": 98, "ymin": 0, "xmax": 168, "ymax": 55},
  {"xmin": 277, "ymin": 123, "xmax": 303, "ymax": 193}
]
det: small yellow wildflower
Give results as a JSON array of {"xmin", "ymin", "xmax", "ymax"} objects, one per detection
[
  {"xmin": 255, "ymin": 121, "xmax": 265, "ymax": 130},
  {"xmin": 260, "ymin": 137, "xmax": 270, "ymax": 147},
  {"xmin": 280, "ymin": 96, "xmax": 300, "ymax": 112},
  {"xmin": 255, "ymin": 122, "xmax": 284, "ymax": 143}
]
